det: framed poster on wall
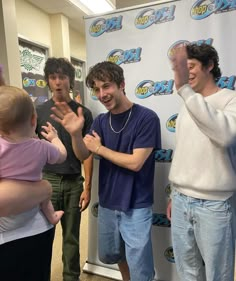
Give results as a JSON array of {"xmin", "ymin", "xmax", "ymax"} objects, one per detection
[
  {"xmin": 71, "ymin": 57, "xmax": 85, "ymax": 104},
  {"xmin": 19, "ymin": 39, "xmax": 49, "ymax": 106}
]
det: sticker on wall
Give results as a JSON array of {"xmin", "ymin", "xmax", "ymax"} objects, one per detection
[
  {"xmin": 91, "ymin": 202, "xmax": 99, "ymax": 217},
  {"xmin": 165, "ymin": 183, "xmax": 172, "ymax": 198},
  {"xmin": 164, "ymin": 246, "xmax": 175, "ymax": 263},
  {"xmin": 166, "ymin": 114, "xmax": 178, "ymax": 133}
]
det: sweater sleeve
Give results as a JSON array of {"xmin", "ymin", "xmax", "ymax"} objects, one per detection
[{"xmin": 178, "ymin": 84, "xmax": 236, "ymax": 147}]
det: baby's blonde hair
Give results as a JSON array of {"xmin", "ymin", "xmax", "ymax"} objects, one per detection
[{"xmin": 0, "ymin": 86, "xmax": 35, "ymax": 134}]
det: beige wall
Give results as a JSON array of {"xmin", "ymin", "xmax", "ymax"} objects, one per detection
[
  {"xmin": 15, "ymin": 0, "xmax": 51, "ymax": 49},
  {"xmin": 15, "ymin": 0, "xmax": 86, "ymax": 61},
  {"xmin": 70, "ymin": 28, "xmax": 86, "ymax": 61}
]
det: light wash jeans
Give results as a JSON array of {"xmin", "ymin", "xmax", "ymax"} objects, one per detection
[
  {"xmin": 171, "ymin": 189, "xmax": 235, "ymax": 281},
  {"xmin": 98, "ymin": 206, "xmax": 155, "ymax": 281}
]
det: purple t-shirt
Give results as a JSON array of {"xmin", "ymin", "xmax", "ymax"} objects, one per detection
[
  {"xmin": 0, "ymin": 137, "xmax": 60, "ymax": 180},
  {"xmin": 0, "ymin": 136, "xmax": 61, "ymax": 233},
  {"xmin": 91, "ymin": 104, "xmax": 161, "ymax": 211}
]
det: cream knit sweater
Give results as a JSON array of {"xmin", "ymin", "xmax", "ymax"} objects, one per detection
[{"xmin": 169, "ymin": 84, "xmax": 236, "ymax": 200}]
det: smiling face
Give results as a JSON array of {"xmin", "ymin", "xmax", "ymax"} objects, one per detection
[
  {"xmin": 187, "ymin": 58, "xmax": 214, "ymax": 94},
  {"xmin": 49, "ymin": 72, "xmax": 71, "ymax": 102},
  {"xmin": 93, "ymin": 79, "xmax": 125, "ymax": 113}
]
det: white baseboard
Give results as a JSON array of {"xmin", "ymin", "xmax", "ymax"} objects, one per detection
[{"xmin": 83, "ymin": 261, "xmax": 122, "ymax": 280}]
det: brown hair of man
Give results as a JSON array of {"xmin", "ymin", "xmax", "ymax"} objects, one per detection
[{"xmin": 86, "ymin": 61, "xmax": 126, "ymax": 94}]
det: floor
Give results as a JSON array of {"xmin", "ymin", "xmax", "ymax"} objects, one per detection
[{"xmin": 51, "ymin": 209, "xmax": 113, "ymax": 281}]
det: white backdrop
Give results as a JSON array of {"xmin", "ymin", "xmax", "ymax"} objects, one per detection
[{"xmin": 82, "ymin": 1, "xmax": 236, "ymax": 280}]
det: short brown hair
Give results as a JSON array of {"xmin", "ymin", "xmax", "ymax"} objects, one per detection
[
  {"xmin": 86, "ymin": 61, "xmax": 125, "ymax": 89},
  {"xmin": 0, "ymin": 86, "xmax": 34, "ymax": 134},
  {"xmin": 186, "ymin": 43, "xmax": 221, "ymax": 82}
]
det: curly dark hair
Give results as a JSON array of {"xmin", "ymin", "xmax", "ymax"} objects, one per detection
[
  {"xmin": 186, "ymin": 43, "xmax": 222, "ymax": 82},
  {"xmin": 86, "ymin": 61, "xmax": 125, "ymax": 90},
  {"xmin": 44, "ymin": 57, "xmax": 75, "ymax": 90}
]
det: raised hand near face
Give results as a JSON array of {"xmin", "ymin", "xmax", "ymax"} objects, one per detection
[
  {"xmin": 170, "ymin": 45, "xmax": 189, "ymax": 91},
  {"xmin": 50, "ymin": 102, "xmax": 85, "ymax": 136}
]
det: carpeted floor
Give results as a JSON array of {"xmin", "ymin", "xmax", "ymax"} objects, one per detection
[{"xmin": 51, "ymin": 209, "xmax": 113, "ymax": 281}]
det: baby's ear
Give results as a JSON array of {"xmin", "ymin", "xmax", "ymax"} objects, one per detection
[{"xmin": 31, "ymin": 112, "xmax": 37, "ymax": 127}]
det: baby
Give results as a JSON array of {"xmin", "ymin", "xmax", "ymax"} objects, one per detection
[{"xmin": 0, "ymin": 85, "xmax": 67, "ymax": 231}]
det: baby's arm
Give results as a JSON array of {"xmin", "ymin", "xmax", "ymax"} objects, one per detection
[
  {"xmin": 41, "ymin": 122, "xmax": 67, "ymax": 163},
  {"xmin": 41, "ymin": 199, "xmax": 64, "ymax": 225},
  {"xmin": 0, "ymin": 179, "xmax": 52, "ymax": 216}
]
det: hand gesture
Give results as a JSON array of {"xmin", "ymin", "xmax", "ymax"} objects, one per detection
[
  {"xmin": 51, "ymin": 102, "xmax": 85, "ymax": 136},
  {"xmin": 84, "ymin": 130, "xmax": 102, "ymax": 154},
  {"xmin": 41, "ymin": 122, "xmax": 58, "ymax": 142},
  {"xmin": 79, "ymin": 189, "xmax": 91, "ymax": 212},
  {"xmin": 170, "ymin": 45, "xmax": 189, "ymax": 90}
]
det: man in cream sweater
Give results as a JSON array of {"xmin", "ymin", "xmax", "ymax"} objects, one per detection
[{"xmin": 167, "ymin": 43, "xmax": 236, "ymax": 281}]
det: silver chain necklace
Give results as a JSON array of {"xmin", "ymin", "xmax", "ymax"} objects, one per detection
[{"xmin": 109, "ymin": 106, "xmax": 133, "ymax": 134}]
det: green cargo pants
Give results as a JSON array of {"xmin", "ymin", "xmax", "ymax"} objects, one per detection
[{"xmin": 43, "ymin": 172, "xmax": 84, "ymax": 281}]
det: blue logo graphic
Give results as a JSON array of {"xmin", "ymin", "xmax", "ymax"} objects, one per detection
[
  {"xmin": 191, "ymin": 0, "xmax": 236, "ymax": 20},
  {"xmin": 217, "ymin": 76, "xmax": 236, "ymax": 90},
  {"xmin": 135, "ymin": 5, "xmax": 176, "ymax": 29},
  {"xmin": 152, "ymin": 213, "xmax": 171, "ymax": 227},
  {"xmin": 135, "ymin": 80, "xmax": 174, "ymax": 98},
  {"xmin": 107, "ymin": 48, "xmax": 142, "ymax": 65},
  {"xmin": 166, "ymin": 114, "xmax": 178, "ymax": 133},
  {"xmin": 155, "ymin": 149, "xmax": 173, "ymax": 162},
  {"xmin": 89, "ymin": 16, "xmax": 122, "ymax": 37}
]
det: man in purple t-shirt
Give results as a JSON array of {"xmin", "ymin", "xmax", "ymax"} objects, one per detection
[{"xmin": 51, "ymin": 61, "xmax": 161, "ymax": 281}]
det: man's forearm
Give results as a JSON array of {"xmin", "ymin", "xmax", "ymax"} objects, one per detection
[
  {"xmin": 71, "ymin": 133, "xmax": 90, "ymax": 161},
  {"xmin": 83, "ymin": 154, "xmax": 93, "ymax": 191},
  {"xmin": 0, "ymin": 179, "xmax": 52, "ymax": 216},
  {"xmin": 96, "ymin": 146, "xmax": 153, "ymax": 172}
]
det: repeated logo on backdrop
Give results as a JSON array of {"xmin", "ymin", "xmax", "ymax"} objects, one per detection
[
  {"xmin": 135, "ymin": 80, "xmax": 174, "ymax": 98},
  {"xmin": 191, "ymin": 0, "xmax": 236, "ymax": 20},
  {"xmin": 86, "ymin": 0, "xmax": 236, "ymax": 270},
  {"xmin": 89, "ymin": 16, "xmax": 123, "ymax": 37},
  {"xmin": 135, "ymin": 5, "xmax": 176, "ymax": 29},
  {"xmin": 155, "ymin": 149, "xmax": 173, "ymax": 162},
  {"xmin": 218, "ymin": 76, "xmax": 236, "ymax": 90},
  {"xmin": 107, "ymin": 47, "xmax": 142, "ymax": 65}
]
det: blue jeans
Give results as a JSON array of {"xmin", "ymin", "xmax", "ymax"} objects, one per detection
[
  {"xmin": 171, "ymin": 189, "xmax": 235, "ymax": 281},
  {"xmin": 98, "ymin": 206, "xmax": 155, "ymax": 281}
]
